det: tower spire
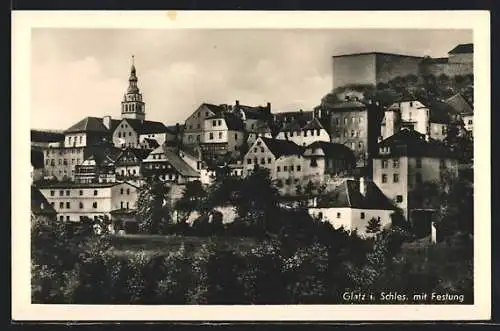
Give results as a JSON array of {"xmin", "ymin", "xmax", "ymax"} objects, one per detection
[{"xmin": 122, "ymin": 55, "xmax": 145, "ymax": 121}]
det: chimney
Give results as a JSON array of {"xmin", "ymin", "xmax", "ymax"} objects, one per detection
[
  {"xmin": 102, "ymin": 116, "xmax": 112, "ymax": 130},
  {"xmin": 267, "ymin": 102, "xmax": 271, "ymax": 111},
  {"xmin": 359, "ymin": 177, "xmax": 367, "ymax": 196},
  {"xmin": 235, "ymin": 100, "xmax": 240, "ymax": 107}
]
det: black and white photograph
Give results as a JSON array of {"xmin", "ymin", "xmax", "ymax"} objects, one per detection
[{"xmin": 13, "ymin": 11, "xmax": 490, "ymax": 321}]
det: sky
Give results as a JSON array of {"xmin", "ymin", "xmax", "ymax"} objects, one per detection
[{"xmin": 31, "ymin": 28, "xmax": 472, "ymax": 131}]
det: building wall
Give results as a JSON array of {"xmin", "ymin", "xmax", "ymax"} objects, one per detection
[
  {"xmin": 110, "ymin": 183, "xmax": 139, "ymax": 211},
  {"xmin": 43, "ymin": 146, "xmax": 87, "ymax": 180},
  {"xmin": 448, "ymin": 53, "xmax": 473, "ymax": 64},
  {"xmin": 330, "ymin": 110, "xmax": 369, "ymax": 167},
  {"xmin": 350, "ymin": 208, "xmax": 393, "ymax": 237},
  {"xmin": 113, "ymin": 121, "xmax": 139, "ymax": 148},
  {"xmin": 399, "ymin": 101, "xmax": 430, "ymax": 135},
  {"xmin": 332, "ymin": 54, "xmax": 376, "ymax": 89},
  {"xmin": 375, "ymin": 54, "xmax": 422, "ymax": 84},
  {"xmin": 308, "ymin": 207, "xmax": 353, "ymax": 231},
  {"xmin": 429, "ymin": 122, "xmax": 448, "ymax": 141},
  {"xmin": 243, "ymin": 139, "xmax": 277, "ymax": 177},
  {"xmin": 115, "ymin": 164, "xmax": 141, "ymax": 178},
  {"xmin": 183, "ymin": 105, "xmax": 215, "ymax": 145},
  {"xmin": 276, "ymin": 128, "xmax": 330, "ymax": 147},
  {"xmin": 381, "ymin": 110, "xmax": 399, "ymax": 140},
  {"xmin": 64, "ymin": 133, "xmax": 87, "ymax": 148},
  {"xmin": 373, "ymin": 156, "xmax": 409, "ymax": 217}
]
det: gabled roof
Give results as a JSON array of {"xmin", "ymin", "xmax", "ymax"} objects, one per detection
[
  {"xmin": 377, "ymin": 128, "xmax": 456, "ymax": 158},
  {"xmin": 122, "ymin": 119, "xmax": 168, "ymax": 135},
  {"xmin": 304, "ymin": 141, "xmax": 356, "ymax": 161},
  {"xmin": 260, "ymin": 137, "xmax": 304, "ymax": 158},
  {"xmin": 444, "ymin": 93, "xmax": 473, "ymax": 116},
  {"xmin": 30, "ymin": 130, "xmax": 65, "ymax": 143},
  {"xmin": 448, "ymin": 43, "xmax": 473, "ymax": 55},
  {"xmin": 316, "ymin": 179, "xmax": 395, "ymax": 211},
  {"xmin": 83, "ymin": 146, "xmax": 122, "ymax": 166},
  {"xmin": 115, "ymin": 148, "xmax": 152, "ymax": 165},
  {"xmin": 31, "ymin": 186, "xmax": 57, "ymax": 216},
  {"xmin": 31, "ymin": 149, "xmax": 44, "ymax": 169},
  {"xmin": 302, "ymin": 117, "xmax": 325, "ymax": 130},
  {"xmin": 65, "ymin": 117, "xmax": 110, "ymax": 133},
  {"xmin": 202, "ymin": 103, "xmax": 225, "ymax": 114},
  {"xmin": 162, "ymin": 146, "xmax": 200, "ymax": 178},
  {"xmin": 236, "ymin": 104, "xmax": 271, "ymax": 120},
  {"xmin": 428, "ymin": 100, "xmax": 456, "ymax": 124}
]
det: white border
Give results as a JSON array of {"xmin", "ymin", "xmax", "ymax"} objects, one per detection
[{"xmin": 12, "ymin": 10, "xmax": 491, "ymax": 321}]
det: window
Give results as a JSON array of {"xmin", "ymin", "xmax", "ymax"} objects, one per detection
[
  {"xmin": 416, "ymin": 158, "xmax": 422, "ymax": 168},
  {"xmin": 310, "ymin": 158, "xmax": 318, "ymax": 167},
  {"xmin": 396, "ymin": 195, "xmax": 403, "ymax": 203},
  {"xmin": 441, "ymin": 126, "xmax": 447, "ymax": 135},
  {"xmin": 58, "ymin": 159, "xmax": 62, "ymax": 165},
  {"xmin": 416, "ymin": 172, "xmax": 422, "ymax": 184},
  {"xmin": 126, "ymin": 202, "xmax": 129, "ymax": 209},
  {"xmin": 205, "ymin": 112, "xmax": 208, "ymax": 117},
  {"xmin": 468, "ymin": 119, "xmax": 473, "ymax": 125},
  {"xmin": 79, "ymin": 202, "xmax": 83, "ymax": 209},
  {"xmin": 127, "ymin": 189, "xmax": 130, "ymax": 195},
  {"xmin": 336, "ymin": 118, "xmax": 340, "ymax": 125},
  {"xmin": 92, "ymin": 202, "xmax": 97, "ymax": 208},
  {"xmin": 118, "ymin": 132, "xmax": 121, "ymax": 138},
  {"xmin": 217, "ymin": 120, "xmax": 222, "ymax": 126},
  {"xmin": 267, "ymin": 158, "xmax": 272, "ymax": 164},
  {"xmin": 382, "ymin": 160, "xmax": 388, "ymax": 168},
  {"xmin": 129, "ymin": 132, "xmax": 132, "ymax": 136},
  {"xmin": 351, "ymin": 130, "xmax": 355, "ymax": 137},
  {"xmin": 50, "ymin": 190, "xmax": 55, "ymax": 196},
  {"xmin": 59, "ymin": 215, "xmax": 64, "ymax": 221},
  {"xmin": 120, "ymin": 201, "xmax": 124, "ymax": 209},
  {"xmin": 393, "ymin": 173, "xmax": 399, "ymax": 183},
  {"xmin": 120, "ymin": 188, "xmax": 124, "ymax": 194},
  {"xmin": 212, "ymin": 120, "xmax": 217, "ymax": 126},
  {"xmin": 290, "ymin": 165, "xmax": 294, "ymax": 171},
  {"xmin": 209, "ymin": 132, "xmax": 214, "ymax": 140},
  {"xmin": 66, "ymin": 190, "xmax": 70, "ymax": 196},
  {"xmin": 283, "ymin": 166, "xmax": 288, "ymax": 171},
  {"xmin": 66, "ymin": 216, "xmax": 70, "ymax": 222},
  {"xmin": 253, "ymin": 147, "xmax": 257, "ymax": 153},
  {"xmin": 247, "ymin": 158, "xmax": 252, "ymax": 164},
  {"xmin": 360, "ymin": 212, "xmax": 365, "ymax": 219},
  {"xmin": 51, "ymin": 202, "xmax": 54, "ymax": 207},
  {"xmin": 93, "ymin": 190, "xmax": 98, "ymax": 196},
  {"xmin": 409, "ymin": 101, "xmax": 413, "ymax": 107},
  {"xmin": 318, "ymin": 212, "xmax": 323, "ymax": 219},
  {"xmin": 277, "ymin": 166, "xmax": 281, "ymax": 172},
  {"xmin": 260, "ymin": 158, "xmax": 265, "ymax": 165},
  {"xmin": 297, "ymin": 165, "xmax": 301, "ymax": 171},
  {"xmin": 382, "ymin": 174, "xmax": 388, "ymax": 183},
  {"xmin": 393, "ymin": 159, "xmax": 400, "ymax": 168},
  {"xmin": 66, "ymin": 202, "xmax": 70, "ymax": 209},
  {"xmin": 59, "ymin": 202, "xmax": 64, "ymax": 209},
  {"xmin": 79, "ymin": 190, "xmax": 83, "ymax": 196},
  {"xmin": 261, "ymin": 147, "xmax": 264, "ymax": 153},
  {"xmin": 59, "ymin": 190, "xmax": 64, "ymax": 196},
  {"xmin": 337, "ymin": 212, "xmax": 341, "ymax": 218},
  {"xmin": 304, "ymin": 130, "xmax": 308, "ymax": 137},
  {"xmin": 218, "ymin": 132, "xmax": 222, "ymax": 139},
  {"xmin": 235, "ymin": 133, "xmax": 238, "ymax": 140}
]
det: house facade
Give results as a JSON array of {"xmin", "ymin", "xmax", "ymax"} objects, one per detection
[
  {"xmin": 114, "ymin": 148, "xmax": 151, "ymax": 180},
  {"xmin": 200, "ymin": 111, "xmax": 246, "ymax": 161},
  {"xmin": 308, "ymin": 178, "xmax": 395, "ymax": 237},
  {"xmin": 141, "ymin": 145, "xmax": 200, "ymax": 184},
  {"xmin": 39, "ymin": 181, "xmax": 139, "ymax": 223},
  {"xmin": 182, "ymin": 103, "xmax": 221, "ymax": 145},
  {"xmin": 112, "ymin": 118, "xmax": 168, "ymax": 149},
  {"xmin": 275, "ymin": 117, "xmax": 330, "ymax": 147},
  {"xmin": 372, "ymin": 128, "xmax": 459, "ymax": 220}
]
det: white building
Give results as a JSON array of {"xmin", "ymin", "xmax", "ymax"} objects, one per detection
[
  {"xmin": 308, "ymin": 178, "xmax": 395, "ymax": 237},
  {"xmin": 275, "ymin": 117, "xmax": 330, "ymax": 147},
  {"xmin": 39, "ymin": 181, "xmax": 140, "ymax": 223}
]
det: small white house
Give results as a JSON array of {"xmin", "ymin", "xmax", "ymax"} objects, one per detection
[{"xmin": 308, "ymin": 178, "xmax": 396, "ymax": 237}]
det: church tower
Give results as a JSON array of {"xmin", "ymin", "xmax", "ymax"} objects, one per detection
[{"xmin": 121, "ymin": 56, "xmax": 146, "ymax": 120}]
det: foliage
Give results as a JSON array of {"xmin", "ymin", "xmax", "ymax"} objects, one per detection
[{"xmin": 136, "ymin": 178, "xmax": 172, "ymax": 234}]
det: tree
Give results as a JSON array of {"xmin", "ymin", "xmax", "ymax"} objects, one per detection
[
  {"xmin": 365, "ymin": 217, "xmax": 382, "ymax": 234},
  {"xmin": 175, "ymin": 180, "xmax": 206, "ymax": 222},
  {"xmin": 136, "ymin": 178, "xmax": 172, "ymax": 234}
]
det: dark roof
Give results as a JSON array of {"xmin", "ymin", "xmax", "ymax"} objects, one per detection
[
  {"xmin": 142, "ymin": 138, "xmax": 160, "ymax": 149},
  {"xmin": 316, "ymin": 179, "xmax": 396, "ymax": 210},
  {"xmin": 30, "ymin": 130, "xmax": 65, "ymax": 143},
  {"xmin": 165, "ymin": 124, "xmax": 183, "ymax": 135},
  {"xmin": 281, "ymin": 119, "xmax": 303, "ymax": 132},
  {"xmin": 305, "ymin": 141, "xmax": 356, "ymax": 161},
  {"xmin": 208, "ymin": 112, "xmax": 245, "ymax": 131},
  {"xmin": 428, "ymin": 100, "xmax": 456, "ymax": 124},
  {"xmin": 115, "ymin": 148, "xmax": 152, "ymax": 164},
  {"xmin": 162, "ymin": 146, "xmax": 200, "ymax": 177},
  {"xmin": 65, "ymin": 117, "xmax": 110, "ymax": 133},
  {"xmin": 31, "ymin": 186, "xmax": 57, "ymax": 216},
  {"xmin": 260, "ymin": 137, "xmax": 305, "ymax": 157},
  {"xmin": 31, "ymin": 149, "xmax": 44, "ymax": 169},
  {"xmin": 84, "ymin": 146, "xmax": 123, "ymax": 166},
  {"xmin": 236, "ymin": 104, "xmax": 270, "ymax": 120},
  {"xmin": 377, "ymin": 128, "xmax": 456, "ymax": 158},
  {"xmin": 333, "ymin": 51, "xmax": 423, "ymax": 59},
  {"xmin": 331, "ymin": 100, "xmax": 367, "ymax": 111},
  {"xmin": 123, "ymin": 119, "xmax": 168, "ymax": 134},
  {"xmin": 202, "ymin": 103, "xmax": 225, "ymax": 114},
  {"xmin": 274, "ymin": 110, "xmax": 314, "ymax": 122},
  {"xmin": 39, "ymin": 181, "xmax": 139, "ymax": 189},
  {"xmin": 444, "ymin": 93, "xmax": 473, "ymax": 115},
  {"xmin": 448, "ymin": 43, "xmax": 473, "ymax": 54},
  {"xmin": 302, "ymin": 117, "xmax": 325, "ymax": 130}
]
